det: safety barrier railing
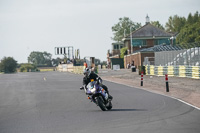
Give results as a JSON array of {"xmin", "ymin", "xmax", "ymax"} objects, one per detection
[{"xmin": 145, "ymin": 65, "xmax": 200, "ymax": 79}]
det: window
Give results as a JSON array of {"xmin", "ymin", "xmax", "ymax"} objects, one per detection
[
  {"xmin": 154, "ymin": 39, "xmax": 170, "ymax": 45},
  {"xmin": 154, "ymin": 40, "xmax": 159, "ymax": 45},
  {"xmin": 142, "ymin": 40, "xmax": 146, "ymax": 46},
  {"xmin": 132, "ymin": 40, "xmax": 146, "ymax": 46},
  {"xmin": 114, "ymin": 45, "xmax": 119, "ymax": 49}
]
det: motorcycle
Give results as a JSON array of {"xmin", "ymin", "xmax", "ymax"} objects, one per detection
[{"xmin": 84, "ymin": 78, "xmax": 112, "ymax": 111}]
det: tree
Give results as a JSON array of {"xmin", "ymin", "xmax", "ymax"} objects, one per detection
[
  {"xmin": 151, "ymin": 21, "xmax": 165, "ymax": 30},
  {"xmin": 187, "ymin": 13, "xmax": 193, "ymax": 25},
  {"xmin": 52, "ymin": 57, "xmax": 62, "ymax": 66},
  {"xmin": 0, "ymin": 57, "xmax": 18, "ymax": 73},
  {"xmin": 165, "ymin": 15, "xmax": 186, "ymax": 32},
  {"xmin": 28, "ymin": 51, "xmax": 52, "ymax": 67},
  {"xmin": 193, "ymin": 11, "xmax": 200, "ymax": 23},
  {"xmin": 186, "ymin": 11, "xmax": 200, "ymax": 25},
  {"xmin": 176, "ymin": 11, "xmax": 200, "ymax": 45},
  {"xmin": 176, "ymin": 21, "xmax": 200, "ymax": 45},
  {"xmin": 111, "ymin": 17, "xmax": 141, "ymax": 42}
]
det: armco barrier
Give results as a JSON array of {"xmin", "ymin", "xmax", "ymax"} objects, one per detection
[
  {"xmin": 158, "ymin": 66, "xmax": 164, "ymax": 76},
  {"xmin": 145, "ymin": 65, "xmax": 200, "ymax": 79},
  {"xmin": 174, "ymin": 66, "xmax": 179, "ymax": 76},
  {"xmin": 146, "ymin": 65, "xmax": 150, "ymax": 75}
]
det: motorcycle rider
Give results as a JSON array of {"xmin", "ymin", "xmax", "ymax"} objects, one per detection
[{"xmin": 80, "ymin": 68, "xmax": 113, "ymax": 100}]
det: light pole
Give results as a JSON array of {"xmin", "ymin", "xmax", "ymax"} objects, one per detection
[
  {"xmin": 126, "ymin": 49, "xmax": 129, "ymax": 68},
  {"xmin": 126, "ymin": 53, "xmax": 127, "ymax": 69},
  {"xmin": 130, "ymin": 26, "xmax": 135, "ymax": 54},
  {"xmin": 124, "ymin": 29, "xmax": 127, "ymax": 37}
]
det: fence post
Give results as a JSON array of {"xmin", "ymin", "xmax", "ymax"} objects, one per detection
[
  {"xmin": 141, "ymin": 71, "xmax": 143, "ymax": 86},
  {"xmin": 165, "ymin": 74, "xmax": 169, "ymax": 92}
]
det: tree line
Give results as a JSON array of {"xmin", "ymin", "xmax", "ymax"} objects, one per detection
[
  {"xmin": 0, "ymin": 51, "xmax": 105, "ymax": 73},
  {"xmin": 111, "ymin": 11, "xmax": 200, "ymax": 46},
  {"xmin": 0, "ymin": 51, "xmax": 62, "ymax": 73}
]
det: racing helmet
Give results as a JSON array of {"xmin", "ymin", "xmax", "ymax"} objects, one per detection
[{"xmin": 83, "ymin": 68, "xmax": 91, "ymax": 77}]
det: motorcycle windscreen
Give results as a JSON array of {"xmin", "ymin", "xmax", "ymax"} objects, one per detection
[{"xmin": 86, "ymin": 81, "xmax": 96, "ymax": 94}]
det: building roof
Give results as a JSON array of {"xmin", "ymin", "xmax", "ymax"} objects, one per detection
[
  {"xmin": 133, "ymin": 23, "xmax": 173, "ymax": 38},
  {"xmin": 125, "ymin": 23, "xmax": 174, "ymax": 39},
  {"xmin": 133, "ymin": 44, "xmax": 182, "ymax": 53}
]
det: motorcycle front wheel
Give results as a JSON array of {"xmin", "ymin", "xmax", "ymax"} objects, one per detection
[{"xmin": 96, "ymin": 96, "xmax": 107, "ymax": 111}]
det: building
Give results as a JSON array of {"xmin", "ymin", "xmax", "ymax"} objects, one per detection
[
  {"xmin": 108, "ymin": 15, "xmax": 177, "ymax": 69},
  {"xmin": 107, "ymin": 42, "xmax": 124, "ymax": 69},
  {"xmin": 123, "ymin": 15, "xmax": 176, "ymax": 54},
  {"xmin": 111, "ymin": 42, "xmax": 124, "ymax": 56}
]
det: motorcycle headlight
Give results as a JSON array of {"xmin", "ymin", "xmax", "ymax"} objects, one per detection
[{"xmin": 91, "ymin": 87, "xmax": 96, "ymax": 93}]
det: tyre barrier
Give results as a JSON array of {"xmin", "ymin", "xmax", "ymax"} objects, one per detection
[{"xmin": 145, "ymin": 65, "xmax": 200, "ymax": 79}]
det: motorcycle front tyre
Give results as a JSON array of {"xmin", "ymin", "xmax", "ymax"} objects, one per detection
[{"xmin": 96, "ymin": 96, "xmax": 107, "ymax": 111}]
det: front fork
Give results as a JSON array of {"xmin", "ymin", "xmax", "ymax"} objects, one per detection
[{"xmin": 88, "ymin": 96, "xmax": 97, "ymax": 104}]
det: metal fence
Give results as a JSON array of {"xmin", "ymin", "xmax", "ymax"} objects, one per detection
[{"xmin": 144, "ymin": 42, "xmax": 200, "ymax": 66}]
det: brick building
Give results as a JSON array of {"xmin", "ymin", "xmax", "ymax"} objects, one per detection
[{"xmin": 108, "ymin": 16, "xmax": 177, "ymax": 69}]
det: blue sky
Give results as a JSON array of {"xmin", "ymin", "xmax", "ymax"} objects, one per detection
[{"xmin": 0, "ymin": 0, "xmax": 200, "ymax": 63}]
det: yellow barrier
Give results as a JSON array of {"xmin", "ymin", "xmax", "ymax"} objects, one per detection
[
  {"xmin": 157, "ymin": 66, "xmax": 164, "ymax": 76},
  {"xmin": 179, "ymin": 66, "xmax": 186, "ymax": 77},
  {"xmin": 192, "ymin": 66, "xmax": 199, "ymax": 79},
  {"xmin": 150, "ymin": 65, "xmax": 154, "ymax": 75},
  {"xmin": 168, "ymin": 66, "xmax": 174, "ymax": 77},
  {"xmin": 145, "ymin": 66, "xmax": 148, "ymax": 75},
  {"xmin": 145, "ymin": 65, "xmax": 199, "ymax": 79}
]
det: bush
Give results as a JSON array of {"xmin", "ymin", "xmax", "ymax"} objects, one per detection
[
  {"xmin": 19, "ymin": 63, "xmax": 38, "ymax": 72},
  {"xmin": 0, "ymin": 57, "xmax": 18, "ymax": 73}
]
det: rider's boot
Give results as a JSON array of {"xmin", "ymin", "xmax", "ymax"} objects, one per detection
[
  {"xmin": 108, "ymin": 94, "xmax": 113, "ymax": 100},
  {"xmin": 80, "ymin": 86, "xmax": 84, "ymax": 90}
]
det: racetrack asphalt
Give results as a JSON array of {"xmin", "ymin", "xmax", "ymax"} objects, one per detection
[
  {"xmin": 99, "ymin": 69, "xmax": 200, "ymax": 109},
  {"xmin": 0, "ymin": 71, "xmax": 200, "ymax": 133}
]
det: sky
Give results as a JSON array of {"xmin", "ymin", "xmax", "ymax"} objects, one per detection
[{"xmin": 0, "ymin": 0, "xmax": 200, "ymax": 63}]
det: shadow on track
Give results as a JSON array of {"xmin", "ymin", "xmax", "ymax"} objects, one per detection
[{"xmin": 109, "ymin": 109, "xmax": 147, "ymax": 112}]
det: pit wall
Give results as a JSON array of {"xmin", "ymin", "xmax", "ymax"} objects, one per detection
[{"xmin": 145, "ymin": 65, "xmax": 200, "ymax": 79}]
